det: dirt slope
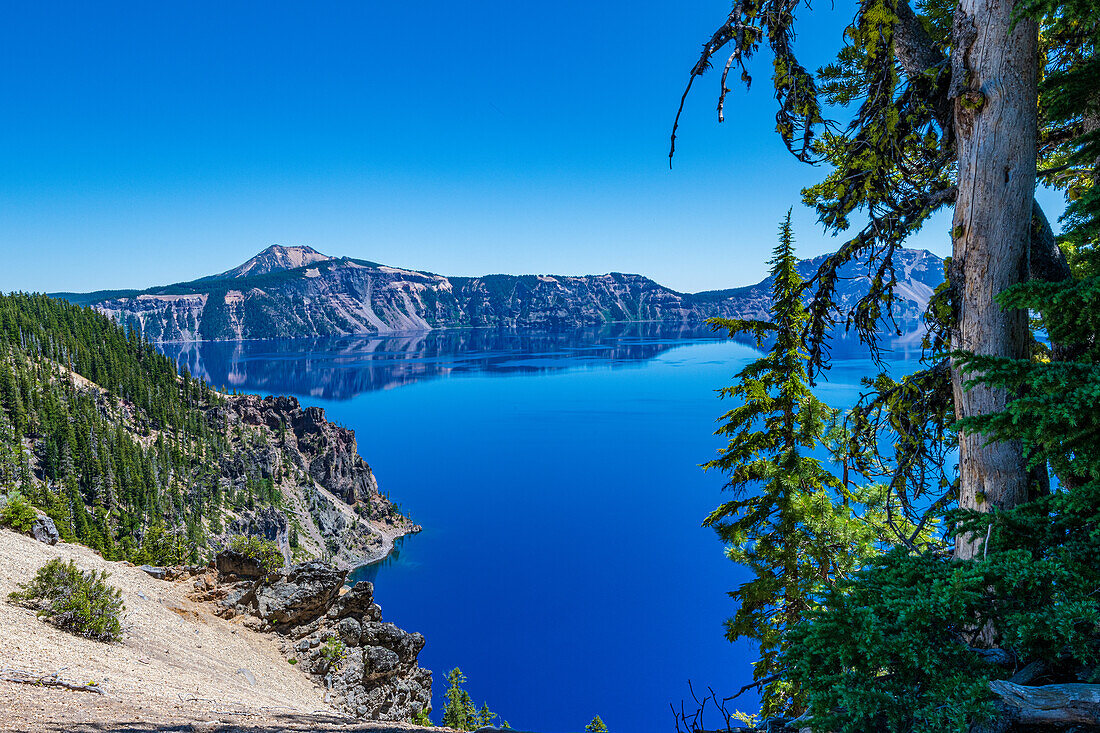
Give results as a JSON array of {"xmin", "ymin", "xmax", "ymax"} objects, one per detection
[{"xmin": 0, "ymin": 530, "xmax": 439, "ymax": 732}]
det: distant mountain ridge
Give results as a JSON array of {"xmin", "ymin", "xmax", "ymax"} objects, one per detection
[{"xmin": 55, "ymin": 246, "xmax": 945, "ymax": 342}]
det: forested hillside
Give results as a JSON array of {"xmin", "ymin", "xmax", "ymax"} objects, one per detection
[{"xmin": 0, "ymin": 293, "xmax": 415, "ymax": 566}]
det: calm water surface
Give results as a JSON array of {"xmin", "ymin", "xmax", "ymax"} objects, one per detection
[{"xmin": 160, "ymin": 324, "xmax": 922, "ymax": 733}]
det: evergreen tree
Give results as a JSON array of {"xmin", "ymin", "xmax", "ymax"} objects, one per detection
[
  {"xmin": 704, "ymin": 213, "xmax": 895, "ymax": 716},
  {"xmin": 441, "ymin": 668, "xmax": 476, "ymax": 730},
  {"xmin": 673, "ymin": 0, "xmax": 1097, "ymax": 558},
  {"xmin": 585, "ymin": 714, "xmax": 608, "ymax": 732}
]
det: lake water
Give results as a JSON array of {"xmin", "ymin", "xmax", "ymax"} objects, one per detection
[{"xmin": 160, "ymin": 324, "xmax": 923, "ymax": 733}]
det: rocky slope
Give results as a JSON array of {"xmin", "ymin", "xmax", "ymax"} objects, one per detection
[
  {"xmin": 59, "ymin": 245, "xmax": 944, "ymax": 342},
  {"xmin": 216, "ymin": 394, "xmax": 419, "ymax": 568},
  {"xmin": 199, "ymin": 550, "xmax": 432, "ymax": 721},
  {"xmin": 0, "ymin": 528, "xmax": 437, "ymax": 730}
]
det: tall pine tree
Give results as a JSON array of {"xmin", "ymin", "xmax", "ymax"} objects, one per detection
[{"xmin": 704, "ymin": 212, "xmax": 884, "ymax": 716}]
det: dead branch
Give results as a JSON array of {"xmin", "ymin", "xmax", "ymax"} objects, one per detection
[{"xmin": 1, "ymin": 667, "xmax": 105, "ymax": 695}]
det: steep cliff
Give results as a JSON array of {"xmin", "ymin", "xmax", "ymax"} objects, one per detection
[
  {"xmin": 216, "ymin": 394, "xmax": 419, "ymax": 568},
  {"xmin": 196, "ymin": 553, "xmax": 433, "ymax": 721},
  {"xmin": 63, "ymin": 246, "xmax": 945, "ymax": 342}
]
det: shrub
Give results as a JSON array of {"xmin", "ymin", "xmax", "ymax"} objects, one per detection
[
  {"xmin": 0, "ymin": 491, "xmax": 37, "ymax": 533},
  {"xmin": 9, "ymin": 558, "xmax": 124, "ymax": 642},
  {"xmin": 320, "ymin": 635, "xmax": 347, "ymax": 665},
  {"xmin": 228, "ymin": 534, "xmax": 283, "ymax": 572},
  {"xmin": 787, "ymin": 487, "xmax": 1100, "ymax": 733}
]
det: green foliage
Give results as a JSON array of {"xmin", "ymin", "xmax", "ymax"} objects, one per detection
[
  {"xmin": 9, "ymin": 558, "xmax": 124, "ymax": 642},
  {"xmin": 411, "ymin": 708, "xmax": 433, "ymax": 726},
  {"xmin": 0, "ymin": 491, "xmax": 37, "ymax": 533},
  {"xmin": 585, "ymin": 714, "xmax": 608, "ymax": 732},
  {"xmin": 704, "ymin": 214, "xmax": 891, "ymax": 717},
  {"xmin": 440, "ymin": 668, "xmax": 507, "ymax": 731},
  {"xmin": 441, "ymin": 668, "xmax": 476, "ymax": 730},
  {"xmin": 229, "ymin": 534, "xmax": 284, "ymax": 572},
  {"xmin": 320, "ymin": 635, "xmax": 347, "ymax": 666},
  {"xmin": 785, "ymin": 273, "xmax": 1100, "ymax": 731}
]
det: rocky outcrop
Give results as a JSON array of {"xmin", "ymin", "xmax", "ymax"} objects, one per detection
[
  {"xmin": 195, "ymin": 553, "xmax": 432, "ymax": 722},
  {"xmin": 71, "ymin": 246, "xmax": 945, "ymax": 342},
  {"xmin": 254, "ymin": 561, "xmax": 345, "ymax": 626},
  {"xmin": 206, "ymin": 393, "xmax": 418, "ymax": 569},
  {"xmin": 30, "ymin": 512, "xmax": 59, "ymax": 546},
  {"xmin": 226, "ymin": 395, "xmax": 381, "ymax": 509},
  {"xmin": 215, "ymin": 549, "xmax": 269, "ymax": 579}
]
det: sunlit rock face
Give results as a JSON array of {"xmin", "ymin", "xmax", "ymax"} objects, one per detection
[{"xmin": 79, "ymin": 246, "xmax": 944, "ymax": 342}]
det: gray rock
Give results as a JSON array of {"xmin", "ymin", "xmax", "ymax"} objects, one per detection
[
  {"xmin": 30, "ymin": 513, "xmax": 59, "ymax": 545},
  {"xmin": 362, "ymin": 645, "xmax": 400, "ymax": 681},
  {"xmin": 236, "ymin": 668, "xmax": 256, "ymax": 686},
  {"xmin": 254, "ymin": 561, "xmax": 346, "ymax": 626},
  {"xmin": 331, "ymin": 581, "xmax": 375, "ymax": 618},
  {"xmin": 215, "ymin": 549, "xmax": 268, "ymax": 578},
  {"xmin": 336, "ymin": 617, "xmax": 361, "ymax": 646},
  {"xmin": 138, "ymin": 565, "xmax": 167, "ymax": 580}
]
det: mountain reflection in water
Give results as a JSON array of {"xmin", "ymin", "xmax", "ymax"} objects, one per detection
[{"xmin": 158, "ymin": 322, "xmax": 926, "ymax": 401}]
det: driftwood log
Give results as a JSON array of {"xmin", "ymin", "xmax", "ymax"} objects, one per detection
[{"xmin": 989, "ymin": 680, "xmax": 1100, "ymax": 728}]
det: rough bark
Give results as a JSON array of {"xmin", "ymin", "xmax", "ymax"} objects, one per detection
[
  {"xmin": 988, "ymin": 680, "xmax": 1100, "ymax": 728},
  {"xmin": 892, "ymin": 0, "xmax": 1071, "ymax": 294},
  {"xmin": 948, "ymin": 0, "xmax": 1038, "ymax": 559}
]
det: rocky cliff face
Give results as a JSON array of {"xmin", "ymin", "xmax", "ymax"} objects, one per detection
[
  {"xmin": 214, "ymin": 394, "xmax": 418, "ymax": 569},
  {"xmin": 192, "ymin": 553, "xmax": 432, "ymax": 722},
  {"xmin": 73, "ymin": 247, "xmax": 944, "ymax": 342}
]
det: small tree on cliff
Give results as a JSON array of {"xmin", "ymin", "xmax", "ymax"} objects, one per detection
[
  {"xmin": 441, "ymin": 668, "xmax": 507, "ymax": 730},
  {"xmin": 704, "ymin": 212, "xmax": 898, "ymax": 716},
  {"xmin": 586, "ymin": 714, "xmax": 608, "ymax": 732},
  {"xmin": 441, "ymin": 668, "xmax": 475, "ymax": 730}
]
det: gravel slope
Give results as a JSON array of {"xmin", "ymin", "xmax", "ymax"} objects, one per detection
[{"xmin": 0, "ymin": 529, "xmax": 440, "ymax": 732}]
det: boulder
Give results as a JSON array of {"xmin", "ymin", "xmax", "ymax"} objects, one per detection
[
  {"xmin": 138, "ymin": 565, "xmax": 167, "ymax": 580},
  {"xmin": 331, "ymin": 581, "xmax": 375, "ymax": 618},
  {"xmin": 336, "ymin": 616, "xmax": 362, "ymax": 646},
  {"xmin": 215, "ymin": 549, "xmax": 267, "ymax": 579},
  {"xmin": 254, "ymin": 561, "xmax": 346, "ymax": 626},
  {"xmin": 30, "ymin": 513, "xmax": 59, "ymax": 545},
  {"xmin": 361, "ymin": 645, "xmax": 400, "ymax": 681}
]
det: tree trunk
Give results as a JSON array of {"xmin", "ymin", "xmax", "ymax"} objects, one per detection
[{"xmin": 949, "ymin": 0, "xmax": 1038, "ymax": 559}]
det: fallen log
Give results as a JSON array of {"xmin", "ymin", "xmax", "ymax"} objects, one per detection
[
  {"xmin": 990, "ymin": 679, "xmax": 1100, "ymax": 727},
  {"xmin": 1, "ymin": 667, "xmax": 105, "ymax": 695}
]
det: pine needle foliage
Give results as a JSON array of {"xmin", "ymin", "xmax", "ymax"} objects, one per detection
[
  {"xmin": 704, "ymin": 213, "xmax": 881, "ymax": 717},
  {"xmin": 440, "ymin": 667, "xmax": 508, "ymax": 731},
  {"xmin": 783, "ymin": 273, "xmax": 1100, "ymax": 732},
  {"xmin": 586, "ymin": 714, "xmax": 608, "ymax": 732}
]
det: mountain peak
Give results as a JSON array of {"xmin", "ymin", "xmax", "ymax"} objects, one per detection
[{"xmin": 218, "ymin": 245, "xmax": 333, "ymax": 279}]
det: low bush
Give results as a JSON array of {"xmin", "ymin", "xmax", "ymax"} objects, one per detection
[
  {"xmin": 320, "ymin": 635, "xmax": 347, "ymax": 665},
  {"xmin": 0, "ymin": 491, "xmax": 37, "ymax": 533},
  {"xmin": 228, "ymin": 534, "xmax": 283, "ymax": 572},
  {"xmin": 9, "ymin": 558, "xmax": 124, "ymax": 642}
]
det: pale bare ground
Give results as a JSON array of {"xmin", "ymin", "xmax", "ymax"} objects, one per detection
[{"xmin": 0, "ymin": 530, "xmax": 440, "ymax": 732}]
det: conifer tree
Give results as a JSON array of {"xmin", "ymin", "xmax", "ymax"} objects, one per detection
[
  {"xmin": 586, "ymin": 714, "xmax": 608, "ymax": 732},
  {"xmin": 704, "ymin": 212, "xmax": 888, "ymax": 716},
  {"xmin": 441, "ymin": 668, "xmax": 476, "ymax": 730}
]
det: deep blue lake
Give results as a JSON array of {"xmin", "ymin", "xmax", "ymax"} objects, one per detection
[{"xmin": 159, "ymin": 324, "xmax": 923, "ymax": 733}]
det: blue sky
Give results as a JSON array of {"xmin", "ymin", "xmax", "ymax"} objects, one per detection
[{"xmin": 0, "ymin": 1, "xmax": 1066, "ymax": 294}]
